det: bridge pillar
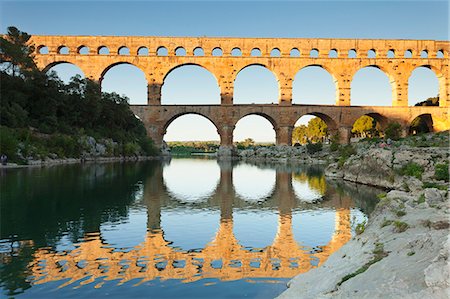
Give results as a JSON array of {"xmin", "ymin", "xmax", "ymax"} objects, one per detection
[
  {"xmin": 278, "ymin": 75, "xmax": 293, "ymax": 105},
  {"xmin": 276, "ymin": 126, "xmax": 293, "ymax": 146},
  {"xmin": 338, "ymin": 127, "xmax": 352, "ymax": 144},
  {"xmin": 392, "ymin": 75, "xmax": 408, "ymax": 107},
  {"xmin": 220, "ymin": 77, "xmax": 234, "ymax": 105},
  {"xmin": 147, "ymin": 82, "xmax": 162, "ymax": 105},
  {"xmin": 335, "ymin": 75, "xmax": 351, "ymax": 106},
  {"xmin": 217, "ymin": 125, "xmax": 236, "ymax": 158},
  {"xmin": 439, "ymin": 75, "xmax": 449, "ymax": 107}
]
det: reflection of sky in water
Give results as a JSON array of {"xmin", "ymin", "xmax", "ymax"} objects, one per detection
[
  {"xmin": 233, "ymin": 210, "xmax": 279, "ymax": 249},
  {"xmin": 100, "ymin": 207, "xmax": 148, "ymax": 250},
  {"xmin": 161, "ymin": 209, "xmax": 220, "ymax": 250},
  {"xmin": 292, "ymin": 180, "xmax": 323, "ymax": 203},
  {"xmin": 233, "ymin": 164, "xmax": 276, "ymax": 202},
  {"xmin": 292, "ymin": 209, "xmax": 335, "ymax": 248},
  {"xmin": 163, "ymin": 159, "xmax": 220, "ymax": 202}
]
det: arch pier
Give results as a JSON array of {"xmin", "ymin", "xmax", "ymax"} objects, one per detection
[{"xmin": 30, "ymin": 35, "xmax": 450, "ymax": 154}]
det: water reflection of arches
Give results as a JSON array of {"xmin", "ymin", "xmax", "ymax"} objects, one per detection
[{"xmin": 28, "ymin": 162, "xmax": 354, "ymax": 288}]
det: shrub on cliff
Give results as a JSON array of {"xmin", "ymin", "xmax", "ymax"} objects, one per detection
[
  {"xmin": 306, "ymin": 141, "xmax": 323, "ymax": 154},
  {"xmin": 434, "ymin": 163, "xmax": 449, "ymax": 182},
  {"xmin": 384, "ymin": 122, "xmax": 402, "ymax": 140}
]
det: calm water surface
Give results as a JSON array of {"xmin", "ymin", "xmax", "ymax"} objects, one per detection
[{"xmin": 0, "ymin": 158, "xmax": 379, "ymax": 298}]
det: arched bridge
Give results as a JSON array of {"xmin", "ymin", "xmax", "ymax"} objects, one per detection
[{"xmin": 30, "ymin": 35, "xmax": 450, "ymax": 147}]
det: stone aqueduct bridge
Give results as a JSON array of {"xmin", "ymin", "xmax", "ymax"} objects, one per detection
[
  {"xmin": 27, "ymin": 165, "xmax": 352, "ymax": 287},
  {"xmin": 30, "ymin": 35, "xmax": 450, "ymax": 147}
]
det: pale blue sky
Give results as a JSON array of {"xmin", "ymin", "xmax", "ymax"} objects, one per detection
[{"xmin": 1, "ymin": 1, "xmax": 447, "ymax": 142}]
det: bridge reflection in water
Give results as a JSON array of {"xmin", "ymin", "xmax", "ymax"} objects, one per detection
[{"xmin": 29, "ymin": 160, "xmax": 359, "ymax": 289}]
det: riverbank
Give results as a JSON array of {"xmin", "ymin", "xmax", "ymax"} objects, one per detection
[
  {"xmin": 278, "ymin": 132, "xmax": 449, "ymax": 298},
  {"xmin": 0, "ymin": 155, "xmax": 163, "ymax": 169}
]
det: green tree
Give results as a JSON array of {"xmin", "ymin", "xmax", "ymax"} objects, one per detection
[
  {"xmin": 292, "ymin": 125, "xmax": 308, "ymax": 145},
  {"xmin": 352, "ymin": 115, "xmax": 378, "ymax": 138},
  {"xmin": 385, "ymin": 122, "xmax": 402, "ymax": 140},
  {"xmin": 0, "ymin": 26, "xmax": 37, "ymax": 77},
  {"xmin": 307, "ymin": 117, "xmax": 328, "ymax": 142}
]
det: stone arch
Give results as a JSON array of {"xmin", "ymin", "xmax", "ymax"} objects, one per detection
[
  {"xmin": 270, "ymin": 48, "xmax": 281, "ymax": 57},
  {"xmin": 290, "ymin": 48, "xmax": 300, "ymax": 57},
  {"xmin": 175, "ymin": 46, "xmax": 186, "ymax": 56},
  {"xmin": 162, "ymin": 112, "xmax": 220, "ymax": 139},
  {"xmin": 44, "ymin": 61, "xmax": 86, "ymax": 83},
  {"xmin": 161, "ymin": 64, "xmax": 220, "ymax": 105},
  {"xmin": 98, "ymin": 46, "xmax": 109, "ymax": 55},
  {"xmin": 351, "ymin": 65, "xmax": 394, "ymax": 106},
  {"xmin": 157, "ymin": 46, "xmax": 168, "ymax": 56},
  {"xmin": 349, "ymin": 112, "xmax": 388, "ymax": 138},
  {"xmin": 408, "ymin": 65, "xmax": 442, "ymax": 106},
  {"xmin": 212, "ymin": 47, "xmax": 223, "ymax": 56},
  {"xmin": 251, "ymin": 48, "xmax": 262, "ymax": 57},
  {"xmin": 409, "ymin": 114, "xmax": 433, "ymax": 134},
  {"xmin": 100, "ymin": 62, "xmax": 147, "ymax": 82},
  {"xmin": 77, "ymin": 45, "xmax": 89, "ymax": 54},
  {"xmin": 42, "ymin": 61, "xmax": 86, "ymax": 76},
  {"xmin": 329, "ymin": 49, "xmax": 338, "ymax": 58},
  {"xmin": 233, "ymin": 113, "xmax": 278, "ymax": 144},
  {"xmin": 37, "ymin": 45, "xmax": 48, "ymax": 54},
  {"xmin": 294, "ymin": 112, "xmax": 337, "ymax": 131},
  {"xmin": 101, "ymin": 62, "xmax": 148, "ymax": 104},
  {"xmin": 231, "ymin": 47, "xmax": 242, "ymax": 56},
  {"xmin": 137, "ymin": 46, "xmax": 148, "ymax": 56},
  {"xmin": 118, "ymin": 46, "xmax": 130, "ymax": 55},
  {"xmin": 292, "ymin": 64, "xmax": 338, "ymax": 105},
  {"xmin": 57, "ymin": 45, "xmax": 69, "ymax": 54},
  {"xmin": 193, "ymin": 47, "xmax": 204, "ymax": 56},
  {"xmin": 233, "ymin": 63, "xmax": 279, "ymax": 104}
]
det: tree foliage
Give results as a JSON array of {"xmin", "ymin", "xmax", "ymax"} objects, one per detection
[
  {"xmin": 414, "ymin": 96, "xmax": 439, "ymax": 107},
  {"xmin": 352, "ymin": 115, "xmax": 380, "ymax": 138},
  {"xmin": 292, "ymin": 117, "xmax": 328, "ymax": 144}
]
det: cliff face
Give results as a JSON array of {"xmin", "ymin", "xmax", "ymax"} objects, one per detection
[{"xmin": 278, "ymin": 141, "xmax": 449, "ymax": 299}]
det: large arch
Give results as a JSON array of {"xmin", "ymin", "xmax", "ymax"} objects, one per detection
[
  {"xmin": 101, "ymin": 62, "xmax": 147, "ymax": 105},
  {"xmin": 409, "ymin": 114, "xmax": 434, "ymax": 134},
  {"xmin": 233, "ymin": 64, "xmax": 279, "ymax": 104},
  {"xmin": 408, "ymin": 66, "xmax": 440, "ymax": 106},
  {"xmin": 351, "ymin": 66, "xmax": 393, "ymax": 106},
  {"xmin": 163, "ymin": 113, "xmax": 220, "ymax": 142},
  {"xmin": 233, "ymin": 114, "xmax": 277, "ymax": 144},
  {"xmin": 161, "ymin": 64, "xmax": 220, "ymax": 105},
  {"xmin": 292, "ymin": 65, "xmax": 337, "ymax": 105},
  {"xmin": 292, "ymin": 113, "xmax": 336, "ymax": 144},
  {"xmin": 44, "ymin": 61, "xmax": 86, "ymax": 83}
]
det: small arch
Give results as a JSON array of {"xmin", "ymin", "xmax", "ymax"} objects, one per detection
[
  {"xmin": 57, "ymin": 46, "xmax": 69, "ymax": 55},
  {"xmin": 348, "ymin": 49, "xmax": 357, "ymax": 58},
  {"xmin": 367, "ymin": 49, "xmax": 376, "ymax": 58},
  {"xmin": 193, "ymin": 47, "xmax": 204, "ymax": 56},
  {"xmin": 420, "ymin": 50, "xmax": 428, "ymax": 58},
  {"xmin": 98, "ymin": 46, "xmax": 109, "ymax": 55},
  {"xmin": 234, "ymin": 114, "xmax": 277, "ymax": 144},
  {"xmin": 231, "ymin": 47, "xmax": 242, "ymax": 56},
  {"xmin": 157, "ymin": 46, "xmax": 168, "ymax": 56},
  {"xmin": 328, "ymin": 49, "xmax": 338, "ymax": 58},
  {"xmin": 175, "ymin": 47, "xmax": 186, "ymax": 56},
  {"xmin": 310, "ymin": 48, "xmax": 319, "ymax": 58},
  {"xmin": 270, "ymin": 48, "xmax": 281, "ymax": 57},
  {"xmin": 404, "ymin": 49, "xmax": 413, "ymax": 58},
  {"xmin": 387, "ymin": 49, "xmax": 395, "ymax": 58},
  {"xmin": 137, "ymin": 46, "xmax": 148, "ymax": 56},
  {"xmin": 251, "ymin": 48, "xmax": 261, "ymax": 57},
  {"xmin": 290, "ymin": 48, "xmax": 300, "ymax": 57},
  {"xmin": 118, "ymin": 46, "xmax": 130, "ymax": 55},
  {"xmin": 409, "ymin": 114, "xmax": 433, "ymax": 135},
  {"xmin": 78, "ymin": 45, "xmax": 89, "ymax": 55},
  {"xmin": 212, "ymin": 47, "xmax": 223, "ymax": 56},
  {"xmin": 37, "ymin": 45, "xmax": 49, "ymax": 54},
  {"xmin": 436, "ymin": 50, "xmax": 444, "ymax": 58}
]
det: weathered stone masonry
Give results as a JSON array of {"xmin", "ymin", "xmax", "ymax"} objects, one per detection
[{"xmin": 30, "ymin": 35, "xmax": 450, "ymax": 147}]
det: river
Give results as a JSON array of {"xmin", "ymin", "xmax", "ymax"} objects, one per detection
[{"xmin": 0, "ymin": 158, "xmax": 379, "ymax": 298}]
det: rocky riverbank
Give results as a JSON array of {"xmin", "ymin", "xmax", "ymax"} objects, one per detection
[{"xmin": 278, "ymin": 132, "xmax": 449, "ymax": 298}]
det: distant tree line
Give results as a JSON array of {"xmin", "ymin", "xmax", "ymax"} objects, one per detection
[{"xmin": 0, "ymin": 26, "xmax": 157, "ymax": 162}]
